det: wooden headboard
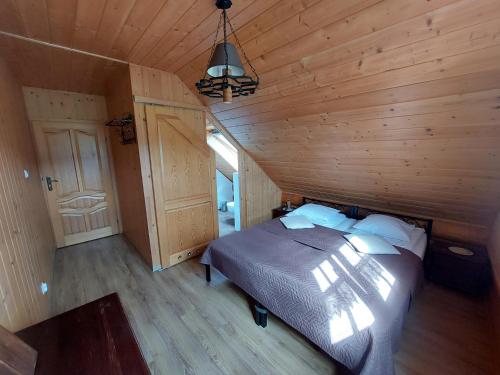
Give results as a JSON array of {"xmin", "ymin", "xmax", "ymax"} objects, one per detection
[{"xmin": 302, "ymin": 197, "xmax": 434, "ymax": 240}]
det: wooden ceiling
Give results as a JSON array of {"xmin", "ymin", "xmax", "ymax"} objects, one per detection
[{"xmin": 0, "ymin": 0, "xmax": 499, "ymax": 224}]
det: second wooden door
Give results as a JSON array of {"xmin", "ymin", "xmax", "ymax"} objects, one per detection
[{"xmin": 146, "ymin": 105, "xmax": 218, "ymax": 268}]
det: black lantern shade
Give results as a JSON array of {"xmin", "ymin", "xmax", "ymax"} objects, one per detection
[
  {"xmin": 195, "ymin": 0, "xmax": 259, "ymax": 103},
  {"xmin": 207, "ymin": 42, "xmax": 244, "ymax": 77}
]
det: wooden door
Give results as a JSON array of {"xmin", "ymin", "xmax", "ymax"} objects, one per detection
[
  {"xmin": 32, "ymin": 120, "xmax": 119, "ymax": 247},
  {"xmin": 146, "ymin": 105, "xmax": 218, "ymax": 268}
]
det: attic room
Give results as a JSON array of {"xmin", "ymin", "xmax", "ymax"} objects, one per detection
[{"xmin": 0, "ymin": 0, "xmax": 498, "ymax": 374}]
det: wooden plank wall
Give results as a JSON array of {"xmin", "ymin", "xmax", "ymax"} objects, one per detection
[
  {"xmin": 105, "ymin": 66, "xmax": 157, "ymax": 269},
  {"xmin": 488, "ymin": 212, "xmax": 500, "ymax": 372},
  {"xmin": 240, "ymin": 153, "xmax": 282, "ymax": 228},
  {"xmin": 0, "ymin": 34, "xmax": 125, "ymax": 96},
  {"xmin": 0, "ymin": 58, "xmax": 55, "ymax": 331},
  {"xmin": 23, "ymin": 87, "xmax": 107, "ymax": 122},
  {"xmin": 130, "ymin": 65, "xmax": 281, "ymax": 229}
]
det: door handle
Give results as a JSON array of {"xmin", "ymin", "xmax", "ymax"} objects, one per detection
[{"xmin": 45, "ymin": 176, "xmax": 59, "ymax": 191}]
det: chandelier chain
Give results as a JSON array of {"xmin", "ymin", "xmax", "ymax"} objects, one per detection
[
  {"xmin": 204, "ymin": 12, "xmax": 223, "ymax": 79},
  {"xmin": 223, "ymin": 9, "xmax": 229, "ymax": 82},
  {"xmin": 227, "ymin": 14, "xmax": 259, "ymax": 80}
]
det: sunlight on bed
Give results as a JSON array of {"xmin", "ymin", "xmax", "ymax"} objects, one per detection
[
  {"xmin": 339, "ymin": 244, "xmax": 362, "ymax": 266},
  {"xmin": 311, "ymin": 260, "xmax": 339, "ymax": 292},
  {"xmin": 360, "ymin": 258, "xmax": 396, "ymax": 302},
  {"xmin": 329, "ymin": 292, "xmax": 375, "ymax": 344},
  {"xmin": 310, "ymin": 244, "xmax": 400, "ymax": 345}
]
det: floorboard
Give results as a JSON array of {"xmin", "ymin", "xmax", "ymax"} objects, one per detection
[{"xmin": 50, "ymin": 235, "xmax": 495, "ymax": 375}]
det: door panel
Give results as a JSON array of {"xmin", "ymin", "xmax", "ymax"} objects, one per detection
[
  {"xmin": 33, "ymin": 121, "xmax": 119, "ymax": 247},
  {"xmin": 158, "ymin": 118, "xmax": 211, "ymax": 201},
  {"xmin": 146, "ymin": 105, "xmax": 218, "ymax": 268},
  {"xmin": 46, "ymin": 130, "xmax": 79, "ymax": 196},
  {"xmin": 75, "ymin": 130, "xmax": 103, "ymax": 191}
]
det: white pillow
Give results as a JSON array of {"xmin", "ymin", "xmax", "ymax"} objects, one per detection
[
  {"xmin": 333, "ymin": 218, "xmax": 357, "ymax": 232},
  {"xmin": 353, "ymin": 214, "xmax": 412, "ymax": 242},
  {"xmin": 344, "ymin": 234, "xmax": 400, "ymax": 255},
  {"xmin": 287, "ymin": 204, "xmax": 343, "ymax": 227},
  {"xmin": 280, "ymin": 215, "xmax": 315, "ymax": 229},
  {"xmin": 315, "ymin": 213, "xmax": 348, "ymax": 228}
]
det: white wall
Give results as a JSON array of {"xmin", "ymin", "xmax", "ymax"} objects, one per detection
[{"xmin": 216, "ymin": 170, "xmax": 233, "ymax": 209}]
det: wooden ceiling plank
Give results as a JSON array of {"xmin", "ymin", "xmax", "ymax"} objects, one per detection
[
  {"xmin": 242, "ymin": 150, "xmax": 500, "ymax": 171},
  {"xmin": 93, "ymin": 0, "xmax": 137, "ymax": 56},
  {"xmin": 227, "ymin": 102, "xmax": 500, "ymax": 136},
  {"xmin": 233, "ymin": 124, "xmax": 500, "ymax": 147},
  {"xmin": 277, "ymin": 183, "xmax": 496, "ymax": 214},
  {"xmin": 260, "ymin": 163, "xmax": 500, "ymax": 189},
  {"xmin": 0, "ymin": 0, "xmax": 26, "ymax": 35},
  {"xmin": 274, "ymin": 181, "xmax": 497, "ymax": 211},
  {"xmin": 72, "ymin": 0, "xmax": 107, "ymax": 52},
  {"xmin": 124, "ymin": 0, "xmax": 195, "ymax": 63},
  {"xmin": 239, "ymin": 140, "xmax": 500, "ymax": 158},
  {"xmin": 274, "ymin": 183, "xmax": 500, "ymax": 208},
  {"xmin": 15, "ymin": 0, "xmax": 51, "ymax": 40},
  {"xmin": 46, "ymin": 0, "xmax": 77, "ymax": 45},
  {"xmin": 257, "ymin": 160, "xmax": 500, "ymax": 178},
  {"xmin": 110, "ymin": 0, "xmax": 168, "ymax": 59},
  {"xmin": 278, "ymin": 183, "xmax": 494, "ymax": 214},
  {"xmin": 139, "ymin": 1, "xmax": 216, "ymax": 67},
  {"xmin": 270, "ymin": 163, "xmax": 500, "ymax": 188}
]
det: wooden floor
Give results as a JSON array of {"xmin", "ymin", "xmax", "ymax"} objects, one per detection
[{"xmin": 51, "ymin": 235, "xmax": 495, "ymax": 375}]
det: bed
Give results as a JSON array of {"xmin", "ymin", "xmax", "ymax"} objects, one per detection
[{"xmin": 201, "ymin": 198, "xmax": 433, "ymax": 375}]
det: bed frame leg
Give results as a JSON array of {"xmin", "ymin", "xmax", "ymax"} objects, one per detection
[
  {"xmin": 205, "ymin": 264, "xmax": 211, "ymax": 282},
  {"xmin": 254, "ymin": 303, "xmax": 268, "ymax": 328}
]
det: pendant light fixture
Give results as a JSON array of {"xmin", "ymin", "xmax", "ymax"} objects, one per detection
[{"xmin": 195, "ymin": 0, "xmax": 259, "ymax": 104}]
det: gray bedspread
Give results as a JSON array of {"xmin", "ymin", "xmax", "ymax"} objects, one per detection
[{"xmin": 201, "ymin": 219, "xmax": 423, "ymax": 375}]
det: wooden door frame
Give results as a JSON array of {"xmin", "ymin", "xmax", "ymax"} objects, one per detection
[
  {"xmin": 30, "ymin": 119, "xmax": 122, "ymax": 247},
  {"xmin": 205, "ymin": 112, "xmax": 247, "ymax": 229}
]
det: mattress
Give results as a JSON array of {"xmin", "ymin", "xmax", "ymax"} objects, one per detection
[{"xmin": 327, "ymin": 219, "xmax": 428, "ymax": 259}]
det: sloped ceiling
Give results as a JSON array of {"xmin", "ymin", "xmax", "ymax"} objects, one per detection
[{"xmin": 0, "ymin": 0, "xmax": 499, "ymax": 224}]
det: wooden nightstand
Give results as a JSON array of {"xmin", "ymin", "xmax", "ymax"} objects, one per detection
[
  {"xmin": 272, "ymin": 206, "xmax": 295, "ymax": 219},
  {"xmin": 424, "ymin": 237, "xmax": 492, "ymax": 296}
]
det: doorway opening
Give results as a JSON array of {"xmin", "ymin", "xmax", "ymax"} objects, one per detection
[{"xmin": 206, "ymin": 125, "xmax": 240, "ymax": 237}]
